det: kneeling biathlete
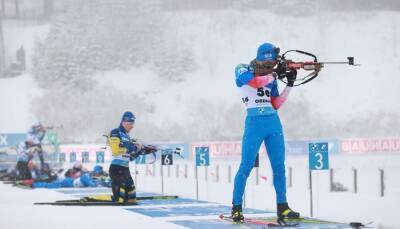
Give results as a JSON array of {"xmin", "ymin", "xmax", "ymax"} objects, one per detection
[
  {"xmin": 108, "ymin": 111, "xmax": 142, "ymax": 204},
  {"xmin": 232, "ymin": 42, "xmax": 300, "ymax": 223}
]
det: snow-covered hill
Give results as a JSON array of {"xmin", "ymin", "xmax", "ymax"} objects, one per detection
[
  {"xmin": 1, "ymin": 8, "xmax": 400, "ymax": 142},
  {"xmin": 0, "ymin": 73, "xmax": 42, "ymax": 132},
  {"xmin": 1, "ymin": 20, "xmax": 47, "ymax": 132}
]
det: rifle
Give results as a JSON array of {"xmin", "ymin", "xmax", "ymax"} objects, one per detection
[
  {"xmin": 44, "ymin": 125, "xmax": 64, "ymax": 130},
  {"xmin": 277, "ymin": 50, "xmax": 360, "ymax": 86},
  {"xmin": 130, "ymin": 139, "xmax": 184, "ymax": 164},
  {"xmin": 102, "ymin": 135, "xmax": 184, "ymax": 164}
]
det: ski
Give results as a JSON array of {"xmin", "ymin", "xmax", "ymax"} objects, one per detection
[
  {"xmin": 219, "ymin": 214, "xmax": 298, "ymax": 228},
  {"xmin": 350, "ymin": 221, "xmax": 375, "ymax": 228},
  {"xmin": 259, "ymin": 216, "xmax": 373, "ymax": 228},
  {"xmin": 3, "ymin": 180, "xmax": 34, "ymax": 189},
  {"xmin": 34, "ymin": 201, "xmax": 139, "ymax": 206},
  {"xmin": 2, "ymin": 180, "xmax": 18, "ymax": 184},
  {"xmin": 34, "ymin": 195, "xmax": 179, "ymax": 206},
  {"xmin": 260, "ymin": 216, "xmax": 340, "ymax": 224},
  {"xmin": 54, "ymin": 194, "xmax": 178, "ymax": 203}
]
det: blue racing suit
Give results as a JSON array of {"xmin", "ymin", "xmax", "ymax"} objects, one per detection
[
  {"xmin": 232, "ymin": 64, "xmax": 292, "ymax": 206},
  {"xmin": 32, "ymin": 173, "xmax": 96, "ymax": 188}
]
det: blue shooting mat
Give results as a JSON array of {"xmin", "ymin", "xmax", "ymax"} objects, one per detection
[{"xmin": 125, "ymin": 204, "xmax": 269, "ymax": 217}]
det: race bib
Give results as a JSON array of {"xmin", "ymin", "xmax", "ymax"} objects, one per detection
[{"xmin": 239, "ymin": 85, "xmax": 273, "ymax": 109}]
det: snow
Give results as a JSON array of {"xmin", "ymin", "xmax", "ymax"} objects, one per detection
[
  {"xmin": 1, "ymin": 153, "xmax": 399, "ymax": 228},
  {"xmin": 1, "ymin": 3, "xmax": 400, "ymax": 229},
  {"xmin": 1, "ymin": 20, "xmax": 47, "ymax": 133},
  {"xmin": 0, "ymin": 183, "xmax": 183, "ymax": 229},
  {"xmin": 3, "ymin": 20, "xmax": 49, "ymax": 70},
  {"xmin": 2, "ymin": 8, "xmax": 400, "ymax": 141},
  {"xmin": 134, "ymin": 154, "xmax": 400, "ymax": 228},
  {"xmin": 0, "ymin": 73, "xmax": 43, "ymax": 132}
]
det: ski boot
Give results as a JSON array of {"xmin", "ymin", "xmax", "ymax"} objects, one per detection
[
  {"xmin": 122, "ymin": 186, "xmax": 137, "ymax": 204},
  {"xmin": 277, "ymin": 203, "xmax": 300, "ymax": 226},
  {"xmin": 231, "ymin": 205, "xmax": 244, "ymax": 222},
  {"xmin": 277, "ymin": 203, "xmax": 300, "ymax": 219},
  {"xmin": 111, "ymin": 195, "xmax": 123, "ymax": 203},
  {"xmin": 111, "ymin": 185, "xmax": 122, "ymax": 203},
  {"xmin": 124, "ymin": 198, "xmax": 137, "ymax": 204}
]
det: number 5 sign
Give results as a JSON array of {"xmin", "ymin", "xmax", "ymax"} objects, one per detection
[
  {"xmin": 195, "ymin": 147, "xmax": 209, "ymax": 166},
  {"xmin": 308, "ymin": 143, "xmax": 329, "ymax": 170}
]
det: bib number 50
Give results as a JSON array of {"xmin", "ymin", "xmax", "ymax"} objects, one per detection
[{"xmin": 257, "ymin": 88, "xmax": 270, "ymax": 97}]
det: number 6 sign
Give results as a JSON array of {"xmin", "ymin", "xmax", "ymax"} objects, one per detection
[{"xmin": 161, "ymin": 152, "xmax": 173, "ymax": 166}]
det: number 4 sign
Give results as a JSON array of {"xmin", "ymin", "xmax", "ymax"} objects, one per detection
[{"xmin": 308, "ymin": 142, "xmax": 329, "ymax": 170}]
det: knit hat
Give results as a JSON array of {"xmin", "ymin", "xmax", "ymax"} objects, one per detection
[
  {"xmin": 256, "ymin": 43, "xmax": 279, "ymax": 61},
  {"xmin": 121, "ymin": 111, "xmax": 136, "ymax": 123}
]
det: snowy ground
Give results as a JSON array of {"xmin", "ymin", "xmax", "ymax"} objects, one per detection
[
  {"xmin": 134, "ymin": 154, "xmax": 400, "ymax": 229},
  {"xmin": 1, "ymin": 153, "xmax": 399, "ymax": 229},
  {"xmin": 0, "ymin": 180, "xmax": 369, "ymax": 229},
  {"xmin": 0, "ymin": 183, "xmax": 183, "ymax": 229}
]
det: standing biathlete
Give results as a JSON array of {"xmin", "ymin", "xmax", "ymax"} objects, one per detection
[
  {"xmin": 26, "ymin": 123, "xmax": 46, "ymax": 171},
  {"xmin": 108, "ymin": 111, "xmax": 142, "ymax": 203},
  {"xmin": 16, "ymin": 139, "xmax": 37, "ymax": 180},
  {"xmin": 231, "ymin": 42, "xmax": 300, "ymax": 222}
]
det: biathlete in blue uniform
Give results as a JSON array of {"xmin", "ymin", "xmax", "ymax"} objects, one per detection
[{"xmin": 231, "ymin": 42, "xmax": 300, "ymax": 222}]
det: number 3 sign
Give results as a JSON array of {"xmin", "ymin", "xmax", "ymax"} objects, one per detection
[{"xmin": 308, "ymin": 143, "xmax": 329, "ymax": 170}]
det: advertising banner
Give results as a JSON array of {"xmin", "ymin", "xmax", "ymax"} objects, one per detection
[
  {"xmin": 0, "ymin": 134, "xmax": 26, "ymax": 147},
  {"xmin": 341, "ymin": 138, "xmax": 400, "ymax": 154}
]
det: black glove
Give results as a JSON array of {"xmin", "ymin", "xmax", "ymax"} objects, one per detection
[
  {"xmin": 286, "ymin": 69, "xmax": 297, "ymax": 87},
  {"xmin": 274, "ymin": 62, "xmax": 287, "ymax": 79},
  {"xmin": 129, "ymin": 152, "xmax": 139, "ymax": 161}
]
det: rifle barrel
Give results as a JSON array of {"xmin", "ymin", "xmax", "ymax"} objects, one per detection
[
  {"xmin": 320, "ymin": 61, "xmax": 350, "ymax": 64},
  {"xmin": 321, "ymin": 56, "xmax": 360, "ymax": 66}
]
